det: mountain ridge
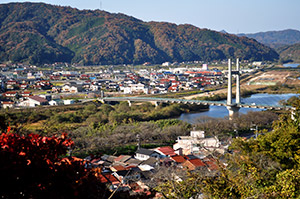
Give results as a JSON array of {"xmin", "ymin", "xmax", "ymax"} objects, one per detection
[
  {"xmin": 0, "ymin": 2, "xmax": 279, "ymax": 65},
  {"xmin": 237, "ymin": 29, "xmax": 300, "ymax": 49}
]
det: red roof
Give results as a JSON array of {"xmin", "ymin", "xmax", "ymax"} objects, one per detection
[
  {"xmin": 5, "ymin": 91, "xmax": 17, "ymax": 94},
  {"xmin": 156, "ymin": 146, "xmax": 176, "ymax": 156},
  {"xmin": 2, "ymin": 101, "xmax": 14, "ymax": 104},
  {"xmin": 189, "ymin": 158, "xmax": 206, "ymax": 167},
  {"xmin": 205, "ymin": 160, "xmax": 218, "ymax": 171},
  {"xmin": 103, "ymin": 173, "xmax": 119, "ymax": 183},
  {"xmin": 170, "ymin": 155, "xmax": 186, "ymax": 163},
  {"xmin": 99, "ymin": 174, "xmax": 109, "ymax": 183},
  {"xmin": 91, "ymin": 158, "xmax": 101, "ymax": 164},
  {"xmin": 111, "ymin": 165, "xmax": 126, "ymax": 171}
]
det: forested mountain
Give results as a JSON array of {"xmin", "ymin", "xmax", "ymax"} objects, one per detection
[
  {"xmin": 238, "ymin": 29, "xmax": 300, "ymax": 49},
  {"xmin": 277, "ymin": 43, "xmax": 300, "ymax": 63},
  {"xmin": 0, "ymin": 3, "xmax": 278, "ymax": 65}
]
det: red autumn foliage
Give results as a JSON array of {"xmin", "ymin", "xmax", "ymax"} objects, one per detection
[{"xmin": 0, "ymin": 132, "xmax": 111, "ymax": 199}]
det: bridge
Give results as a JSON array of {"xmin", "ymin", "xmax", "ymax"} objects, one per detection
[
  {"xmin": 100, "ymin": 96, "xmax": 293, "ymax": 110},
  {"xmin": 99, "ymin": 59, "xmax": 295, "ymax": 119}
]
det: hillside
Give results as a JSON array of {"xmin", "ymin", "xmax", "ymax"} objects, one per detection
[
  {"xmin": 238, "ymin": 29, "xmax": 300, "ymax": 49},
  {"xmin": 277, "ymin": 43, "xmax": 300, "ymax": 63},
  {"xmin": 0, "ymin": 2, "xmax": 278, "ymax": 65}
]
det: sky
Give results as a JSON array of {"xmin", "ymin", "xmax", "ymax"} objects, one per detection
[{"xmin": 1, "ymin": 0, "xmax": 299, "ymax": 33}]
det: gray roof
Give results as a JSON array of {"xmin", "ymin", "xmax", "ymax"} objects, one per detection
[
  {"xmin": 136, "ymin": 148, "xmax": 156, "ymax": 156},
  {"xmin": 141, "ymin": 157, "xmax": 159, "ymax": 167}
]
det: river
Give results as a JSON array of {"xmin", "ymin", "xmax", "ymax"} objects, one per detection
[
  {"xmin": 283, "ymin": 63, "xmax": 300, "ymax": 68},
  {"xmin": 178, "ymin": 93, "xmax": 298, "ymax": 124}
]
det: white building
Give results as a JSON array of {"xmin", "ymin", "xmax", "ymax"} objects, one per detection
[
  {"xmin": 173, "ymin": 131, "xmax": 221, "ymax": 155},
  {"xmin": 123, "ymin": 83, "xmax": 149, "ymax": 94},
  {"xmin": 162, "ymin": 62, "xmax": 171, "ymax": 66},
  {"xmin": 49, "ymin": 99, "xmax": 64, "ymax": 106},
  {"xmin": 19, "ymin": 96, "xmax": 49, "ymax": 107},
  {"xmin": 63, "ymin": 99, "xmax": 75, "ymax": 105}
]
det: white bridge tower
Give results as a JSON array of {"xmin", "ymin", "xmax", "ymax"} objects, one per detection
[{"xmin": 226, "ymin": 58, "xmax": 241, "ymax": 119}]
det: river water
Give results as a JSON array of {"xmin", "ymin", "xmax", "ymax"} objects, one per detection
[
  {"xmin": 283, "ymin": 63, "xmax": 300, "ymax": 68},
  {"xmin": 178, "ymin": 93, "xmax": 298, "ymax": 124}
]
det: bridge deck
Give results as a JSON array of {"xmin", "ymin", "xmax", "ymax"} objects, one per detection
[{"xmin": 101, "ymin": 97, "xmax": 295, "ymax": 111}]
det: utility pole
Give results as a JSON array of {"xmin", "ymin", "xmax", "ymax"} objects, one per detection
[
  {"xmin": 250, "ymin": 124, "xmax": 258, "ymax": 139},
  {"xmin": 136, "ymin": 134, "xmax": 140, "ymax": 150}
]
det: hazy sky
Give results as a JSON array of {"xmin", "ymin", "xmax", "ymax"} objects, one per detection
[{"xmin": 1, "ymin": 0, "xmax": 299, "ymax": 33}]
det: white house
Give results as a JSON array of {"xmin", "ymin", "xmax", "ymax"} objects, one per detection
[
  {"xmin": 123, "ymin": 83, "xmax": 149, "ymax": 94},
  {"xmin": 90, "ymin": 84, "xmax": 100, "ymax": 91},
  {"xmin": 61, "ymin": 83, "xmax": 83, "ymax": 93},
  {"xmin": 1, "ymin": 101, "xmax": 15, "ymax": 109},
  {"xmin": 134, "ymin": 148, "xmax": 160, "ymax": 161},
  {"xmin": 63, "ymin": 99, "xmax": 75, "ymax": 105},
  {"xmin": 173, "ymin": 131, "xmax": 221, "ymax": 155},
  {"xmin": 20, "ymin": 96, "xmax": 49, "ymax": 107},
  {"xmin": 49, "ymin": 99, "xmax": 64, "ymax": 106},
  {"xmin": 162, "ymin": 62, "xmax": 171, "ymax": 66}
]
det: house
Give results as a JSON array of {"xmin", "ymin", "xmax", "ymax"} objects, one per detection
[
  {"xmin": 20, "ymin": 91, "xmax": 32, "ymax": 98},
  {"xmin": 90, "ymin": 84, "xmax": 100, "ymax": 91},
  {"xmin": 1, "ymin": 101, "xmax": 15, "ymax": 109},
  {"xmin": 49, "ymin": 99, "xmax": 64, "ymax": 106},
  {"xmin": 140, "ymin": 157, "xmax": 159, "ymax": 167},
  {"xmin": 162, "ymin": 62, "xmax": 171, "ymax": 66},
  {"xmin": 3, "ymin": 91, "xmax": 18, "ymax": 98},
  {"xmin": 61, "ymin": 83, "xmax": 83, "ymax": 93},
  {"xmin": 135, "ymin": 148, "xmax": 160, "ymax": 161},
  {"xmin": 20, "ymin": 96, "xmax": 49, "ymax": 107},
  {"xmin": 168, "ymin": 85, "xmax": 179, "ymax": 92},
  {"xmin": 154, "ymin": 146, "xmax": 176, "ymax": 157},
  {"xmin": 6, "ymin": 80, "xmax": 18, "ymax": 90},
  {"xmin": 123, "ymin": 83, "xmax": 149, "ymax": 94},
  {"xmin": 114, "ymin": 155, "xmax": 132, "ymax": 165},
  {"xmin": 125, "ymin": 158, "xmax": 143, "ymax": 166},
  {"xmin": 113, "ymin": 167, "xmax": 142, "ymax": 184},
  {"xmin": 173, "ymin": 131, "xmax": 221, "ymax": 155},
  {"xmin": 170, "ymin": 155, "xmax": 186, "ymax": 164},
  {"xmin": 51, "ymin": 86, "xmax": 61, "ymax": 93},
  {"xmin": 181, "ymin": 158, "xmax": 206, "ymax": 171},
  {"xmin": 63, "ymin": 99, "xmax": 75, "ymax": 105},
  {"xmin": 20, "ymin": 83, "xmax": 28, "ymax": 90}
]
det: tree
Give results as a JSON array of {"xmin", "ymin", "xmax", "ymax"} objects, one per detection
[
  {"xmin": 0, "ymin": 132, "xmax": 111, "ymax": 198},
  {"xmin": 201, "ymin": 110, "xmax": 300, "ymax": 198}
]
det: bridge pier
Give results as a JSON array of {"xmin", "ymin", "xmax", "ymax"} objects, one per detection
[
  {"xmin": 127, "ymin": 100, "xmax": 132, "ymax": 107},
  {"xmin": 227, "ymin": 105, "xmax": 240, "ymax": 120},
  {"xmin": 154, "ymin": 101, "xmax": 160, "ymax": 107}
]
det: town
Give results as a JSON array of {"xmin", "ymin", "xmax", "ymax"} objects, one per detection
[
  {"xmin": 0, "ymin": 60, "xmax": 262, "ymax": 109},
  {"xmin": 81, "ymin": 129, "xmax": 225, "ymax": 197}
]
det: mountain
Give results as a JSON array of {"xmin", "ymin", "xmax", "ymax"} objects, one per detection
[
  {"xmin": 238, "ymin": 29, "xmax": 300, "ymax": 49},
  {"xmin": 219, "ymin": 30, "xmax": 228, "ymax": 34},
  {"xmin": 0, "ymin": 3, "xmax": 279, "ymax": 65},
  {"xmin": 277, "ymin": 43, "xmax": 300, "ymax": 63}
]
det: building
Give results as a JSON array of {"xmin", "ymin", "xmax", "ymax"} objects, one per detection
[
  {"xmin": 154, "ymin": 146, "xmax": 177, "ymax": 157},
  {"xmin": 123, "ymin": 83, "xmax": 149, "ymax": 94},
  {"xmin": 173, "ymin": 131, "xmax": 221, "ymax": 155},
  {"xmin": 49, "ymin": 99, "xmax": 64, "ymax": 106},
  {"xmin": 1, "ymin": 101, "xmax": 15, "ymax": 109},
  {"xmin": 20, "ymin": 96, "xmax": 49, "ymax": 107},
  {"xmin": 135, "ymin": 148, "xmax": 160, "ymax": 161}
]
